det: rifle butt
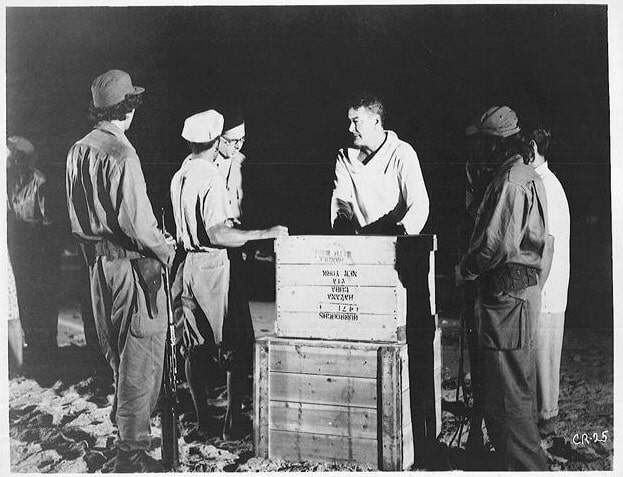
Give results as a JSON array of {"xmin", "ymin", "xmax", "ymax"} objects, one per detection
[{"xmin": 161, "ymin": 400, "xmax": 179, "ymax": 470}]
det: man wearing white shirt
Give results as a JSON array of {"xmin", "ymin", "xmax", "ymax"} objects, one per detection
[
  {"xmin": 330, "ymin": 92, "xmax": 436, "ymax": 465},
  {"xmin": 331, "ymin": 92, "xmax": 429, "ymax": 235},
  {"xmin": 170, "ymin": 110, "xmax": 288, "ymax": 441},
  {"xmin": 529, "ymin": 127, "xmax": 570, "ymax": 434}
]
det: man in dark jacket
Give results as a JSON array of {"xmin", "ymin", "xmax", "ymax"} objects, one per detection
[
  {"xmin": 460, "ymin": 106, "xmax": 553, "ymax": 471},
  {"xmin": 7, "ymin": 136, "xmax": 59, "ymax": 364},
  {"xmin": 66, "ymin": 69, "xmax": 174, "ymax": 473}
]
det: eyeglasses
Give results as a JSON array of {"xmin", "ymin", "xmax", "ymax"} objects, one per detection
[{"xmin": 222, "ymin": 136, "xmax": 246, "ymax": 148}]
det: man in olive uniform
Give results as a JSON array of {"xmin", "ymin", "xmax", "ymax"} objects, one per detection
[
  {"xmin": 66, "ymin": 69, "xmax": 174, "ymax": 473},
  {"xmin": 461, "ymin": 106, "xmax": 553, "ymax": 470}
]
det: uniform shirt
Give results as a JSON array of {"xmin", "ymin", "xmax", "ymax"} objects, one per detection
[
  {"xmin": 330, "ymin": 130, "xmax": 429, "ymax": 234},
  {"xmin": 535, "ymin": 161, "xmax": 570, "ymax": 312},
  {"xmin": 214, "ymin": 151, "xmax": 244, "ymax": 220},
  {"xmin": 8, "ymin": 169, "xmax": 51, "ymax": 226},
  {"xmin": 66, "ymin": 121, "xmax": 172, "ymax": 266},
  {"xmin": 170, "ymin": 155, "xmax": 233, "ymax": 252},
  {"xmin": 462, "ymin": 155, "xmax": 551, "ymax": 280}
]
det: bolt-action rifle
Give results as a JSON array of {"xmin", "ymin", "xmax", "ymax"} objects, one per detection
[{"xmin": 161, "ymin": 208, "xmax": 179, "ymax": 470}]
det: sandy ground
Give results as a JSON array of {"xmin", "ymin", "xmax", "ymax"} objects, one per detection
[{"xmin": 9, "ymin": 295, "xmax": 614, "ymax": 472}]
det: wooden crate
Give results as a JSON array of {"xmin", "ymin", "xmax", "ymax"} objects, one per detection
[
  {"xmin": 253, "ymin": 336, "xmax": 414, "ymax": 470},
  {"xmin": 274, "ymin": 235, "xmax": 436, "ymax": 343}
]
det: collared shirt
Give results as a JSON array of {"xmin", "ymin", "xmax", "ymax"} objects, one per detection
[
  {"xmin": 214, "ymin": 151, "xmax": 245, "ymax": 220},
  {"xmin": 8, "ymin": 168, "xmax": 51, "ymax": 226},
  {"xmin": 170, "ymin": 155, "xmax": 233, "ymax": 252},
  {"xmin": 462, "ymin": 155, "xmax": 551, "ymax": 280},
  {"xmin": 535, "ymin": 161, "xmax": 570, "ymax": 312},
  {"xmin": 66, "ymin": 121, "xmax": 172, "ymax": 266},
  {"xmin": 330, "ymin": 130, "xmax": 429, "ymax": 234}
]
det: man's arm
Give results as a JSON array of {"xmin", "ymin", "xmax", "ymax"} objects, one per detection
[
  {"xmin": 199, "ymin": 173, "xmax": 289, "ymax": 247},
  {"xmin": 330, "ymin": 153, "xmax": 358, "ymax": 228},
  {"xmin": 117, "ymin": 154, "xmax": 174, "ymax": 266},
  {"xmin": 395, "ymin": 146, "xmax": 429, "ymax": 234},
  {"xmin": 207, "ymin": 223, "xmax": 288, "ymax": 248},
  {"xmin": 461, "ymin": 182, "xmax": 524, "ymax": 280}
]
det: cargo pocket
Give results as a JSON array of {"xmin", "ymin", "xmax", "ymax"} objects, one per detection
[
  {"xmin": 130, "ymin": 258, "xmax": 167, "ymax": 338},
  {"xmin": 479, "ymin": 293, "xmax": 526, "ymax": 350}
]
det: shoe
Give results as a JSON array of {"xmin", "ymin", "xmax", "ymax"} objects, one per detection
[{"xmin": 113, "ymin": 449, "xmax": 164, "ymax": 473}]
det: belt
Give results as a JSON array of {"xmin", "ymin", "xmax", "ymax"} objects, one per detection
[
  {"xmin": 94, "ymin": 239, "xmax": 143, "ymax": 260},
  {"xmin": 484, "ymin": 263, "xmax": 538, "ymax": 295}
]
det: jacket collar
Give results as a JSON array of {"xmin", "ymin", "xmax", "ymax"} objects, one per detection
[
  {"xmin": 95, "ymin": 121, "xmax": 134, "ymax": 150},
  {"xmin": 95, "ymin": 121, "xmax": 130, "ymax": 141}
]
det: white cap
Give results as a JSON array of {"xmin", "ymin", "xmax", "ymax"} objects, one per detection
[
  {"xmin": 223, "ymin": 122, "xmax": 245, "ymax": 138},
  {"xmin": 181, "ymin": 110, "xmax": 224, "ymax": 143}
]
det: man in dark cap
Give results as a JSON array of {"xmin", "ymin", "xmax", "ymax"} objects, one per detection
[
  {"xmin": 66, "ymin": 69, "xmax": 174, "ymax": 472},
  {"xmin": 7, "ymin": 136, "xmax": 59, "ymax": 365},
  {"xmin": 460, "ymin": 106, "xmax": 553, "ymax": 470}
]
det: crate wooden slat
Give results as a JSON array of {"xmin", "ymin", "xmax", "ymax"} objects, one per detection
[
  {"xmin": 274, "ymin": 235, "xmax": 436, "ymax": 343},
  {"xmin": 254, "ymin": 336, "xmax": 414, "ymax": 470},
  {"xmin": 269, "ymin": 430, "xmax": 377, "ymax": 465}
]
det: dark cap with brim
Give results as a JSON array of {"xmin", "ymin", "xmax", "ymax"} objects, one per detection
[{"xmin": 466, "ymin": 106, "xmax": 520, "ymax": 138}]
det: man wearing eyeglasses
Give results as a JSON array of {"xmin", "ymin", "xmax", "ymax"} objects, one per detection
[
  {"xmin": 215, "ymin": 111, "xmax": 246, "ymax": 221},
  {"xmin": 170, "ymin": 110, "xmax": 287, "ymax": 442}
]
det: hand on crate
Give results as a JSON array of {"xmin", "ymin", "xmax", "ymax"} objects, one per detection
[{"xmin": 265, "ymin": 225, "xmax": 289, "ymax": 239}]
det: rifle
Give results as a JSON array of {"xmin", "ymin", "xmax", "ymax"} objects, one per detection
[{"xmin": 161, "ymin": 208, "xmax": 180, "ymax": 470}]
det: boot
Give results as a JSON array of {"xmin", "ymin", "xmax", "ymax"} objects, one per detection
[{"xmin": 113, "ymin": 449, "xmax": 164, "ymax": 473}]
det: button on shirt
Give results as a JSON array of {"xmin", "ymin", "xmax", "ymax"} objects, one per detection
[
  {"xmin": 535, "ymin": 162, "xmax": 570, "ymax": 312},
  {"xmin": 330, "ymin": 130, "xmax": 429, "ymax": 234},
  {"xmin": 66, "ymin": 121, "xmax": 172, "ymax": 266},
  {"xmin": 170, "ymin": 156, "xmax": 234, "ymax": 252}
]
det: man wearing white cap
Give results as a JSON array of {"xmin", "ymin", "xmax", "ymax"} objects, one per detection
[
  {"xmin": 460, "ymin": 106, "xmax": 553, "ymax": 470},
  {"xmin": 66, "ymin": 69, "xmax": 174, "ymax": 472},
  {"xmin": 170, "ymin": 110, "xmax": 287, "ymax": 441}
]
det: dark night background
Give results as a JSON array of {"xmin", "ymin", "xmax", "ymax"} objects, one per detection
[{"xmin": 5, "ymin": 5, "xmax": 612, "ymax": 329}]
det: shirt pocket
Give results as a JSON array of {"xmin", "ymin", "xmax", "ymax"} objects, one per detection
[{"xmin": 478, "ymin": 293, "xmax": 526, "ymax": 351}]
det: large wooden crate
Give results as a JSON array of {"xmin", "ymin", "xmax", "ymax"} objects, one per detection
[
  {"xmin": 253, "ymin": 336, "xmax": 414, "ymax": 470},
  {"xmin": 274, "ymin": 235, "xmax": 436, "ymax": 343}
]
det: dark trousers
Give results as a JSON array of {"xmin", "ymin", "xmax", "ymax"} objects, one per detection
[
  {"xmin": 476, "ymin": 283, "xmax": 548, "ymax": 471},
  {"xmin": 9, "ymin": 224, "xmax": 58, "ymax": 351}
]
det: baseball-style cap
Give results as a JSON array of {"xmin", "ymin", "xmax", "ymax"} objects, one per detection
[
  {"xmin": 91, "ymin": 69, "xmax": 145, "ymax": 108},
  {"xmin": 181, "ymin": 110, "xmax": 224, "ymax": 143},
  {"xmin": 7, "ymin": 136, "xmax": 35, "ymax": 155},
  {"xmin": 466, "ymin": 106, "xmax": 521, "ymax": 138}
]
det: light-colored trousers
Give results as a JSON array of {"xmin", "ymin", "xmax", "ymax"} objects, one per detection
[
  {"xmin": 90, "ymin": 256, "xmax": 167, "ymax": 451},
  {"xmin": 535, "ymin": 311, "xmax": 565, "ymax": 421}
]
